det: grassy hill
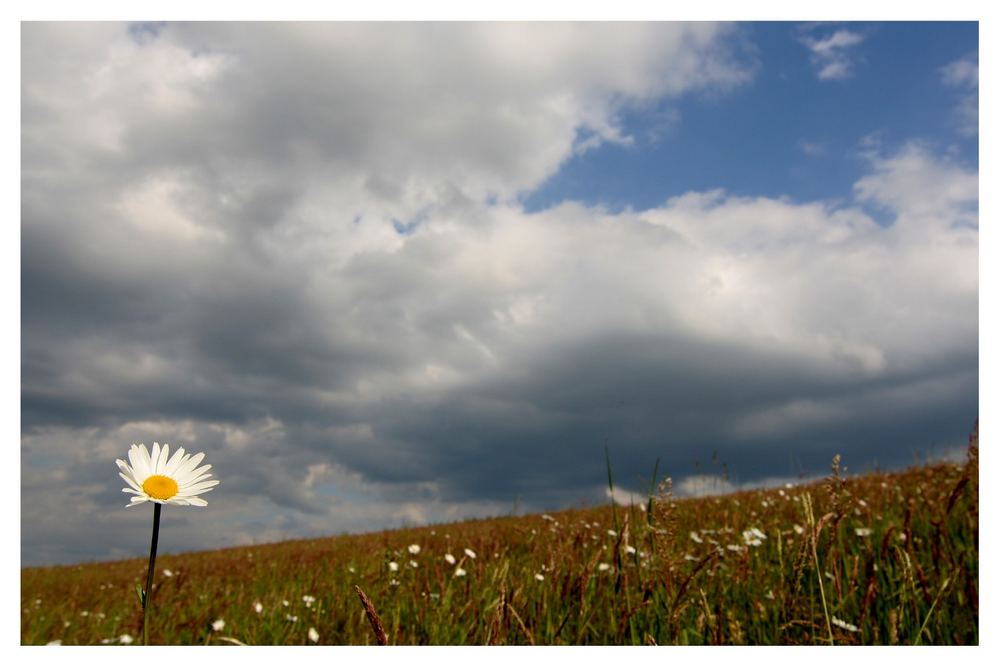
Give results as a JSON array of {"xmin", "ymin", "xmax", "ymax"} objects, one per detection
[{"xmin": 22, "ymin": 433, "xmax": 978, "ymax": 645}]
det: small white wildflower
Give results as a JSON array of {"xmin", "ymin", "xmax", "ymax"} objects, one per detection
[
  {"xmin": 388, "ymin": 561, "xmax": 399, "ymax": 572},
  {"xmin": 100, "ymin": 638, "xmax": 111, "ymax": 644},
  {"xmin": 454, "ymin": 567, "xmax": 467, "ymax": 577},
  {"xmin": 302, "ymin": 595, "xmax": 315, "ymax": 607},
  {"xmin": 824, "ymin": 571, "xmax": 834, "ymax": 580},
  {"xmin": 283, "ymin": 600, "xmax": 290, "ymax": 607},
  {"xmin": 726, "ymin": 544, "xmax": 743, "ymax": 552},
  {"xmin": 286, "ymin": 614, "xmax": 298, "ymax": 622},
  {"xmin": 625, "ymin": 545, "xmax": 636, "ymax": 555},
  {"xmin": 607, "ymin": 529, "xmax": 617, "ymax": 537},
  {"xmin": 855, "ymin": 527, "xmax": 873, "ymax": 537},
  {"xmin": 211, "ymin": 619, "xmax": 225, "ymax": 632},
  {"xmin": 444, "ymin": 553, "xmax": 456, "ymax": 565},
  {"xmin": 831, "ymin": 617, "xmax": 859, "ymax": 633},
  {"xmin": 409, "ymin": 560, "xmax": 419, "ymax": 568},
  {"xmin": 765, "ymin": 590, "xmax": 775, "ymax": 600},
  {"xmin": 793, "ymin": 524, "xmax": 805, "ymax": 535},
  {"xmin": 389, "ymin": 578, "xmax": 400, "ymax": 586},
  {"xmin": 308, "ymin": 627, "xmax": 319, "ymax": 643},
  {"xmin": 162, "ymin": 569, "xmax": 174, "ymax": 578},
  {"xmin": 464, "ymin": 548, "xmax": 477, "ymax": 559},
  {"xmin": 46, "ymin": 640, "xmax": 61, "ymax": 646},
  {"xmin": 858, "ymin": 499, "xmax": 868, "ymax": 507},
  {"xmin": 80, "ymin": 611, "xmax": 89, "ymax": 617},
  {"xmin": 535, "ymin": 573, "xmax": 545, "ymax": 581},
  {"xmin": 689, "ymin": 531, "xmax": 703, "ymax": 544},
  {"xmin": 684, "ymin": 554, "xmax": 698, "ymax": 561},
  {"xmin": 542, "ymin": 514, "xmax": 555, "ymax": 521},
  {"xmin": 348, "ymin": 567, "xmax": 356, "ymax": 574},
  {"xmin": 597, "ymin": 563, "xmax": 610, "ymax": 572},
  {"xmin": 254, "ymin": 601, "xmax": 263, "ymax": 614},
  {"xmin": 408, "ymin": 544, "xmax": 421, "ymax": 555},
  {"xmin": 119, "ymin": 634, "xmax": 134, "ymax": 644}
]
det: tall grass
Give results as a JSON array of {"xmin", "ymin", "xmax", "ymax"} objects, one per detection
[{"xmin": 22, "ymin": 430, "xmax": 978, "ymax": 645}]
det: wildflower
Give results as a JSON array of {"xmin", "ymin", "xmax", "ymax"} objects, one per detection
[
  {"xmin": 831, "ymin": 617, "xmax": 859, "ymax": 633},
  {"xmin": 684, "ymin": 554, "xmax": 698, "ymax": 561},
  {"xmin": 389, "ymin": 579, "xmax": 400, "ymax": 586},
  {"xmin": 388, "ymin": 561, "xmax": 399, "ymax": 572},
  {"xmin": 162, "ymin": 569, "xmax": 174, "ymax": 577},
  {"xmin": 793, "ymin": 524, "xmax": 805, "ymax": 535},
  {"xmin": 286, "ymin": 614, "xmax": 298, "ymax": 622},
  {"xmin": 302, "ymin": 595, "xmax": 315, "ymax": 607},
  {"xmin": 254, "ymin": 601, "xmax": 263, "ymax": 614},
  {"xmin": 117, "ymin": 443, "xmax": 219, "ymax": 508},
  {"xmin": 765, "ymin": 590, "xmax": 775, "ymax": 600},
  {"xmin": 855, "ymin": 527, "xmax": 873, "ymax": 537},
  {"xmin": 283, "ymin": 600, "xmax": 290, "ymax": 607},
  {"xmin": 444, "ymin": 553, "xmax": 456, "ymax": 565},
  {"xmin": 119, "ymin": 634, "xmax": 134, "ymax": 644},
  {"xmin": 535, "ymin": 573, "xmax": 544, "ymax": 581},
  {"xmin": 409, "ymin": 560, "xmax": 418, "ymax": 569},
  {"xmin": 542, "ymin": 514, "xmax": 555, "ymax": 521},
  {"xmin": 597, "ymin": 563, "xmax": 610, "ymax": 572},
  {"xmin": 454, "ymin": 567, "xmax": 467, "ymax": 577},
  {"xmin": 46, "ymin": 640, "xmax": 61, "ymax": 646},
  {"xmin": 689, "ymin": 531, "xmax": 703, "ymax": 544},
  {"xmin": 211, "ymin": 619, "xmax": 225, "ymax": 632},
  {"xmin": 607, "ymin": 529, "xmax": 617, "ymax": 537},
  {"xmin": 348, "ymin": 567, "xmax": 356, "ymax": 574},
  {"xmin": 308, "ymin": 627, "xmax": 319, "ymax": 643},
  {"xmin": 464, "ymin": 548, "xmax": 477, "ymax": 559},
  {"xmin": 408, "ymin": 544, "xmax": 421, "ymax": 555},
  {"xmin": 624, "ymin": 545, "xmax": 636, "ymax": 555},
  {"xmin": 726, "ymin": 544, "xmax": 743, "ymax": 552}
]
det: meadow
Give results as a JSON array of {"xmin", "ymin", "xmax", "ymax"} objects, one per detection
[{"xmin": 21, "ymin": 430, "xmax": 978, "ymax": 646}]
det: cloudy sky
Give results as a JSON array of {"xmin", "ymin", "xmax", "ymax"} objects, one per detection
[{"xmin": 20, "ymin": 21, "xmax": 978, "ymax": 566}]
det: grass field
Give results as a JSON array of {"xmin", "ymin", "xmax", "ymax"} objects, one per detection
[{"xmin": 21, "ymin": 430, "xmax": 978, "ymax": 646}]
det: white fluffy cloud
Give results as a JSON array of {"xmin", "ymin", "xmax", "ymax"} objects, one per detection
[
  {"xmin": 21, "ymin": 23, "xmax": 977, "ymax": 565},
  {"xmin": 800, "ymin": 27, "xmax": 865, "ymax": 80}
]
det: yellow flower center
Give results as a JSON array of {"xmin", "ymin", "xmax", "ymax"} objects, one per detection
[{"xmin": 142, "ymin": 475, "xmax": 179, "ymax": 500}]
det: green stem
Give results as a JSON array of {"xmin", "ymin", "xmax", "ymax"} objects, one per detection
[{"xmin": 142, "ymin": 503, "xmax": 162, "ymax": 646}]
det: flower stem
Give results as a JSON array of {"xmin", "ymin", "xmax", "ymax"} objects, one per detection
[{"xmin": 142, "ymin": 503, "xmax": 162, "ymax": 646}]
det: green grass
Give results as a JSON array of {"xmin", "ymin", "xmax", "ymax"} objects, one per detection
[{"xmin": 21, "ymin": 435, "xmax": 978, "ymax": 645}]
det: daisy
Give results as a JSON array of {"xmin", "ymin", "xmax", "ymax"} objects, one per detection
[
  {"xmin": 534, "ymin": 573, "xmax": 545, "ymax": 581},
  {"xmin": 388, "ymin": 561, "xmax": 399, "ymax": 572},
  {"xmin": 408, "ymin": 544, "xmax": 421, "ymax": 555},
  {"xmin": 117, "ymin": 443, "xmax": 218, "ymax": 507},
  {"xmin": 464, "ymin": 548, "xmax": 477, "ymax": 559},
  {"xmin": 308, "ymin": 627, "xmax": 320, "ymax": 643},
  {"xmin": 253, "ymin": 601, "xmax": 263, "ymax": 614},
  {"xmin": 444, "ymin": 553, "xmax": 456, "ymax": 565},
  {"xmin": 211, "ymin": 619, "xmax": 225, "ymax": 632},
  {"xmin": 454, "ymin": 567, "xmax": 467, "ymax": 577}
]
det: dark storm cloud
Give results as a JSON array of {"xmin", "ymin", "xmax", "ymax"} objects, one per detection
[{"xmin": 20, "ymin": 22, "xmax": 976, "ymax": 566}]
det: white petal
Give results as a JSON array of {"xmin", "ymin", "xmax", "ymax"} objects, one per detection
[
  {"xmin": 178, "ymin": 479, "xmax": 220, "ymax": 493},
  {"xmin": 164, "ymin": 447, "xmax": 186, "ymax": 477},
  {"xmin": 138, "ymin": 444, "xmax": 153, "ymax": 477},
  {"xmin": 150, "ymin": 443, "xmax": 161, "ymax": 471},
  {"xmin": 173, "ymin": 452, "xmax": 205, "ymax": 479},
  {"xmin": 155, "ymin": 443, "xmax": 170, "ymax": 473},
  {"xmin": 129, "ymin": 446, "xmax": 150, "ymax": 482},
  {"xmin": 119, "ymin": 473, "xmax": 142, "ymax": 493},
  {"xmin": 185, "ymin": 496, "xmax": 208, "ymax": 506}
]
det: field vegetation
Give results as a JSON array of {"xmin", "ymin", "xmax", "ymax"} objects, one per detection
[{"xmin": 22, "ymin": 428, "xmax": 978, "ymax": 645}]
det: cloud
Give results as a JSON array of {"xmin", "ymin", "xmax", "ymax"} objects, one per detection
[
  {"xmin": 940, "ymin": 53, "xmax": 979, "ymax": 136},
  {"xmin": 800, "ymin": 26, "xmax": 865, "ymax": 80},
  {"xmin": 21, "ymin": 23, "xmax": 976, "ymax": 565}
]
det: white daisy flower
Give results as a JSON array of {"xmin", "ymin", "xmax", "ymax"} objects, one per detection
[
  {"xmin": 254, "ymin": 601, "xmax": 263, "ymax": 614},
  {"xmin": 286, "ymin": 614, "xmax": 298, "ymax": 622},
  {"xmin": 409, "ymin": 560, "xmax": 419, "ymax": 569},
  {"xmin": 831, "ymin": 617, "xmax": 859, "ymax": 633},
  {"xmin": 211, "ymin": 619, "xmax": 225, "ymax": 632},
  {"xmin": 597, "ymin": 563, "xmax": 610, "ymax": 572},
  {"xmin": 116, "ymin": 443, "xmax": 219, "ymax": 507},
  {"xmin": 464, "ymin": 548, "xmax": 477, "ymax": 559},
  {"xmin": 119, "ymin": 634, "xmax": 134, "ymax": 644},
  {"xmin": 454, "ymin": 567, "xmax": 467, "ymax": 577},
  {"xmin": 46, "ymin": 640, "xmax": 62, "ymax": 646},
  {"xmin": 308, "ymin": 627, "xmax": 320, "ymax": 643},
  {"xmin": 162, "ymin": 568, "xmax": 174, "ymax": 577},
  {"xmin": 534, "ymin": 573, "xmax": 545, "ymax": 581},
  {"xmin": 388, "ymin": 561, "xmax": 399, "ymax": 572},
  {"xmin": 624, "ymin": 545, "xmax": 637, "ymax": 555},
  {"xmin": 444, "ymin": 553, "xmax": 456, "ymax": 565},
  {"xmin": 607, "ymin": 529, "xmax": 617, "ymax": 537},
  {"xmin": 408, "ymin": 544, "xmax": 421, "ymax": 554},
  {"xmin": 689, "ymin": 531, "xmax": 703, "ymax": 544},
  {"xmin": 855, "ymin": 527, "xmax": 873, "ymax": 537}
]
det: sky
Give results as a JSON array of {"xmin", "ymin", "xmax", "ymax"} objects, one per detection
[{"xmin": 19, "ymin": 21, "xmax": 980, "ymax": 566}]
